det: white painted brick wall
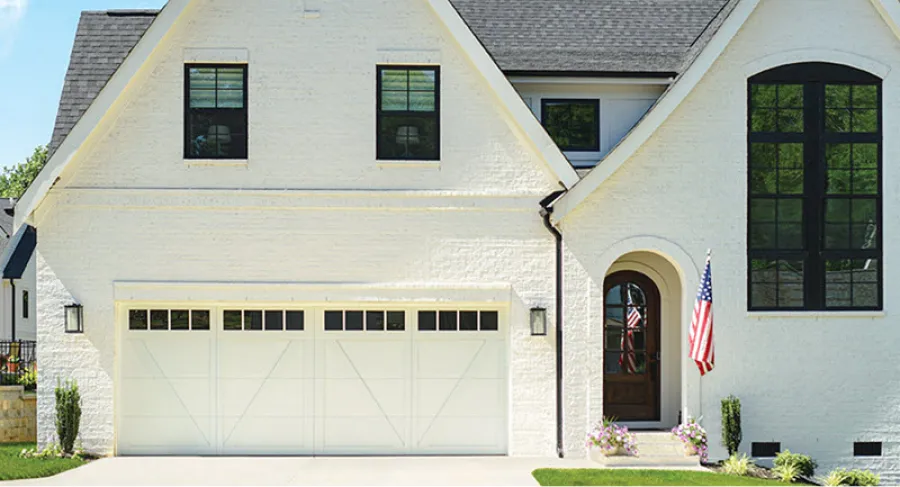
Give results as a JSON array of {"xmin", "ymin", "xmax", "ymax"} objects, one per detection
[
  {"xmin": 36, "ymin": 0, "xmax": 561, "ymax": 457},
  {"xmin": 561, "ymin": 0, "xmax": 900, "ymax": 482}
]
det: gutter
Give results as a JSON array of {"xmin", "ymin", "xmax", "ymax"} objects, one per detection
[
  {"xmin": 539, "ymin": 189, "xmax": 566, "ymax": 458},
  {"xmin": 10, "ymin": 279, "xmax": 15, "ymax": 342}
]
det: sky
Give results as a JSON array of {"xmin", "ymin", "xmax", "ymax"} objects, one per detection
[{"xmin": 0, "ymin": 0, "xmax": 166, "ymax": 169}]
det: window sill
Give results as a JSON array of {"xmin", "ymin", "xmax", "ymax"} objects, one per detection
[
  {"xmin": 185, "ymin": 159, "xmax": 249, "ymax": 167},
  {"xmin": 747, "ymin": 310, "xmax": 885, "ymax": 319},
  {"xmin": 377, "ymin": 160, "xmax": 441, "ymax": 168}
]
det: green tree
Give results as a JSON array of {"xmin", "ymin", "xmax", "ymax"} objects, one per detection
[{"xmin": 0, "ymin": 146, "xmax": 48, "ymax": 199}]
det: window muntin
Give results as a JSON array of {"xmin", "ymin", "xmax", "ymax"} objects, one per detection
[
  {"xmin": 128, "ymin": 309, "xmax": 211, "ymax": 331},
  {"xmin": 541, "ymin": 99, "xmax": 600, "ymax": 152},
  {"xmin": 748, "ymin": 63, "xmax": 882, "ymax": 311},
  {"xmin": 417, "ymin": 310, "xmax": 499, "ymax": 332},
  {"xmin": 376, "ymin": 66, "xmax": 440, "ymax": 161},
  {"xmin": 223, "ymin": 310, "xmax": 305, "ymax": 332},
  {"xmin": 185, "ymin": 65, "xmax": 248, "ymax": 160},
  {"xmin": 324, "ymin": 310, "xmax": 406, "ymax": 332}
]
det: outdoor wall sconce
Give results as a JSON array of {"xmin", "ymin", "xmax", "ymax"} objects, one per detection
[
  {"xmin": 65, "ymin": 304, "xmax": 83, "ymax": 334},
  {"xmin": 530, "ymin": 307, "xmax": 548, "ymax": 336}
]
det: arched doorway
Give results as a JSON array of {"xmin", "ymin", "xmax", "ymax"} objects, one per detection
[{"xmin": 603, "ymin": 271, "xmax": 661, "ymax": 422}]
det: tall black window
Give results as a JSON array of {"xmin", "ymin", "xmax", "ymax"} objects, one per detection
[
  {"xmin": 22, "ymin": 291, "xmax": 28, "ymax": 319},
  {"xmin": 748, "ymin": 63, "xmax": 882, "ymax": 311},
  {"xmin": 185, "ymin": 64, "xmax": 248, "ymax": 159},
  {"xmin": 541, "ymin": 99, "xmax": 600, "ymax": 152},
  {"xmin": 376, "ymin": 66, "xmax": 440, "ymax": 161}
]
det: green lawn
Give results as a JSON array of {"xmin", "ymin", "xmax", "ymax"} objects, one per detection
[
  {"xmin": 0, "ymin": 443, "xmax": 85, "ymax": 481},
  {"xmin": 533, "ymin": 469, "xmax": 796, "ymax": 486}
]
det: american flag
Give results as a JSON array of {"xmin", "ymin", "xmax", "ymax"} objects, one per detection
[
  {"xmin": 619, "ymin": 288, "xmax": 641, "ymax": 374},
  {"xmin": 689, "ymin": 255, "xmax": 715, "ymax": 376}
]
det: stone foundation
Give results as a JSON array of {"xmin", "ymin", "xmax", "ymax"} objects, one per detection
[{"xmin": 0, "ymin": 386, "xmax": 37, "ymax": 444}]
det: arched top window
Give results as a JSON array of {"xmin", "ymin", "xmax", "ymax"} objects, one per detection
[{"xmin": 748, "ymin": 63, "xmax": 882, "ymax": 311}]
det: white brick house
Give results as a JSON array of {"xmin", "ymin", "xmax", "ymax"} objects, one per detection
[{"xmin": 12, "ymin": 0, "xmax": 900, "ymax": 481}]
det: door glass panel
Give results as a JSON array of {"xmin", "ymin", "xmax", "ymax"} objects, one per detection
[{"xmin": 604, "ymin": 279, "xmax": 651, "ymax": 376}]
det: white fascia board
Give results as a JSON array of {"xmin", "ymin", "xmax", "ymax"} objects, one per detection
[
  {"xmin": 14, "ymin": 0, "xmax": 193, "ymax": 230},
  {"xmin": 507, "ymin": 76, "xmax": 675, "ymax": 86},
  {"xmin": 426, "ymin": 0, "xmax": 580, "ymax": 189},
  {"xmin": 871, "ymin": 0, "xmax": 900, "ymax": 41},
  {"xmin": 550, "ymin": 0, "xmax": 761, "ymax": 223}
]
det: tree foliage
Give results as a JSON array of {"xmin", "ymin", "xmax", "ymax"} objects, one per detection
[{"xmin": 0, "ymin": 146, "xmax": 48, "ymax": 199}]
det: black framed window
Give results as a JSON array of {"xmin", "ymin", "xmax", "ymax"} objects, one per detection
[
  {"xmin": 748, "ymin": 63, "xmax": 882, "ymax": 311},
  {"xmin": 185, "ymin": 64, "xmax": 248, "ymax": 159},
  {"xmin": 376, "ymin": 66, "xmax": 440, "ymax": 161},
  {"xmin": 21, "ymin": 291, "xmax": 28, "ymax": 319},
  {"xmin": 541, "ymin": 99, "xmax": 600, "ymax": 152}
]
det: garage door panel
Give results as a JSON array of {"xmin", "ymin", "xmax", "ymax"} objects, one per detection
[
  {"xmin": 121, "ymin": 338, "xmax": 212, "ymax": 380},
  {"xmin": 120, "ymin": 306, "xmax": 507, "ymax": 456},
  {"xmin": 415, "ymin": 340, "xmax": 488, "ymax": 379},
  {"xmin": 414, "ymin": 417, "xmax": 506, "ymax": 452},
  {"xmin": 323, "ymin": 340, "xmax": 409, "ymax": 379},
  {"xmin": 118, "ymin": 415, "xmax": 215, "ymax": 454},
  {"xmin": 218, "ymin": 340, "xmax": 310, "ymax": 379},
  {"xmin": 220, "ymin": 416, "xmax": 313, "ymax": 453},
  {"xmin": 416, "ymin": 378, "xmax": 504, "ymax": 418},
  {"xmin": 322, "ymin": 378, "xmax": 408, "ymax": 417},
  {"xmin": 464, "ymin": 341, "xmax": 506, "ymax": 379},
  {"xmin": 321, "ymin": 416, "xmax": 409, "ymax": 451},
  {"xmin": 120, "ymin": 378, "xmax": 212, "ymax": 418},
  {"xmin": 220, "ymin": 378, "xmax": 311, "ymax": 417}
]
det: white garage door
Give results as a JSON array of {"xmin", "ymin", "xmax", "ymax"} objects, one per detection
[{"xmin": 117, "ymin": 305, "xmax": 507, "ymax": 455}]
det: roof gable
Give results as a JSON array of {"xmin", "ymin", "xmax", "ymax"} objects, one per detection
[{"xmin": 550, "ymin": 0, "xmax": 900, "ymax": 222}]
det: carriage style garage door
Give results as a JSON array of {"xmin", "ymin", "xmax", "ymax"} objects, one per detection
[{"xmin": 117, "ymin": 306, "xmax": 508, "ymax": 456}]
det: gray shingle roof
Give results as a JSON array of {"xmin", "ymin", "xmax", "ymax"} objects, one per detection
[
  {"xmin": 49, "ymin": 10, "xmax": 157, "ymax": 154},
  {"xmin": 48, "ymin": 2, "xmax": 736, "ymax": 154},
  {"xmin": 450, "ymin": 0, "xmax": 733, "ymax": 74}
]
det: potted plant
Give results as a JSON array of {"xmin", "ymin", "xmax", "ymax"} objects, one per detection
[
  {"xmin": 672, "ymin": 418, "xmax": 708, "ymax": 462},
  {"xmin": 7, "ymin": 355, "xmax": 20, "ymax": 373},
  {"xmin": 586, "ymin": 417, "xmax": 638, "ymax": 461}
]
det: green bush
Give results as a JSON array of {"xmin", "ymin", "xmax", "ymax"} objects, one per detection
[
  {"xmin": 18, "ymin": 367, "xmax": 36, "ymax": 391},
  {"xmin": 721, "ymin": 453, "xmax": 752, "ymax": 476},
  {"xmin": 774, "ymin": 449, "xmax": 817, "ymax": 478},
  {"xmin": 54, "ymin": 380, "xmax": 81, "ymax": 454},
  {"xmin": 721, "ymin": 395, "xmax": 742, "ymax": 456},
  {"xmin": 829, "ymin": 469, "xmax": 880, "ymax": 486},
  {"xmin": 774, "ymin": 463, "xmax": 801, "ymax": 483}
]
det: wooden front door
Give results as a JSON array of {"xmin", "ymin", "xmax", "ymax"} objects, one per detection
[{"xmin": 603, "ymin": 271, "xmax": 661, "ymax": 422}]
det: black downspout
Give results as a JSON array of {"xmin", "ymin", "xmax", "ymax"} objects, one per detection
[
  {"xmin": 540, "ymin": 190, "xmax": 565, "ymax": 458},
  {"xmin": 10, "ymin": 279, "xmax": 15, "ymax": 342}
]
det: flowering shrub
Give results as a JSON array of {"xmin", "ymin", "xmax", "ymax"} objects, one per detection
[
  {"xmin": 672, "ymin": 418, "xmax": 708, "ymax": 462},
  {"xmin": 586, "ymin": 418, "xmax": 638, "ymax": 456}
]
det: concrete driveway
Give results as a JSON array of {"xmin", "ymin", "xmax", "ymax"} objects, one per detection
[{"xmin": 3, "ymin": 456, "xmax": 596, "ymax": 486}]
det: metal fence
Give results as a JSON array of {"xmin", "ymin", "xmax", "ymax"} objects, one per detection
[{"xmin": 0, "ymin": 340, "xmax": 36, "ymax": 389}]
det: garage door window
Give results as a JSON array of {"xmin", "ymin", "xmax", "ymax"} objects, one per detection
[
  {"xmin": 325, "ymin": 310, "xmax": 405, "ymax": 331},
  {"xmin": 223, "ymin": 310, "xmax": 305, "ymax": 331},
  {"xmin": 129, "ymin": 309, "xmax": 211, "ymax": 331},
  {"xmin": 418, "ymin": 310, "xmax": 499, "ymax": 331}
]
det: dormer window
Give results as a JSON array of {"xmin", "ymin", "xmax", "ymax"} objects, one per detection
[
  {"xmin": 185, "ymin": 64, "xmax": 248, "ymax": 160},
  {"xmin": 541, "ymin": 99, "xmax": 600, "ymax": 153}
]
